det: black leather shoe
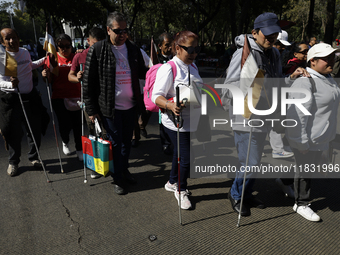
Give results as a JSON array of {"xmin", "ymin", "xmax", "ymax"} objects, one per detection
[
  {"xmin": 114, "ymin": 183, "xmax": 127, "ymax": 195},
  {"xmin": 228, "ymin": 192, "xmax": 251, "ymax": 216},
  {"xmin": 123, "ymin": 170, "xmax": 137, "ymax": 184},
  {"xmin": 140, "ymin": 129, "xmax": 148, "ymax": 138},
  {"xmin": 244, "ymin": 195, "xmax": 265, "ymax": 209}
]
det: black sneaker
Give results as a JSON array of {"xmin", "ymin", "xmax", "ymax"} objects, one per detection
[
  {"xmin": 228, "ymin": 192, "xmax": 251, "ymax": 216},
  {"xmin": 114, "ymin": 180, "xmax": 127, "ymax": 195}
]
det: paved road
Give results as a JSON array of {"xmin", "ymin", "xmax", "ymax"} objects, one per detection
[{"xmin": 0, "ymin": 67, "xmax": 339, "ymax": 254}]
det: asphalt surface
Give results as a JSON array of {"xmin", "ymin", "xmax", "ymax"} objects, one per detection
[{"xmin": 0, "ymin": 67, "xmax": 339, "ymax": 254}]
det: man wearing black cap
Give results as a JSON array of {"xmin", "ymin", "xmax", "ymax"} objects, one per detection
[{"xmin": 225, "ymin": 13, "xmax": 308, "ymax": 216}]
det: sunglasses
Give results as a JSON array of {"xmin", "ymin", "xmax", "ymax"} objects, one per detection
[
  {"xmin": 298, "ymin": 50, "xmax": 308, "ymax": 55},
  {"xmin": 178, "ymin": 45, "xmax": 201, "ymax": 54},
  {"xmin": 110, "ymin": 28, "xmax": 129, "ymax": 34},
  {"xmin": 58, "ymin": 44, "xmax": 71, "ymax": 49}
]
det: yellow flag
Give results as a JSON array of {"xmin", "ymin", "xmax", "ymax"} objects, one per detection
[{"xmin": 43, "ymin": 33, "xmax": 59, "ymax": 76}]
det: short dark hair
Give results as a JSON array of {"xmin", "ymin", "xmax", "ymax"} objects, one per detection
[
  {"xmin": 55, "ymin": 33, "xmax": 72, "ymax": 46},
  {"xmin": 107, "ymin": 12, "xmax": 127, "ymax": 27},
  {"xmin": 0, "ymin": 27, "xmax": 20, "ymax": 44},
  {"xmin": 253, "ymin": 28, "xmax": 260, "ymax": 34},
  {"xmin": 89, "ymin": 27, "xmax": 106, "ymax": 41},
  {"xmin": 307, "ymin": 57, "xmax": 320, "ymax": 68},
  {"xmin": 158, "ymin": 32, "xmax": 172, "ymax": 46}
]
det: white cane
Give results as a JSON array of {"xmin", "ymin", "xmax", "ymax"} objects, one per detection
[
  {"xmin": 176, "ymin": 85, "xmax": 182, "ymax": 225},
  {"xmin": 17, "ymin": 89, "xmax": 51, "ymax": 183},
  {"xmin": 236, "ymin": 127, "xmax": 252, "ymax": 227},
  {"xmin": 80, "ymin": 64, "xmax": 87, "ymax": 183},
  {"xmin": 45, "ymin": 78, "xmax": 64, "ymax": 173}
]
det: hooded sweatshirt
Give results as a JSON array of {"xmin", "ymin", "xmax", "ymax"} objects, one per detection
[
  {"xmin": 223, "ymin": 34, "xmax": 293, "ymax": 132},
  {"xmin": 286, "ymin": 67, "xmax": 340, "ymax": 151}
]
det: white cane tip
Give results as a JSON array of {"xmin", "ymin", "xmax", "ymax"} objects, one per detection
[{"xmin": 84, "ymin": 180, "xmax": 87, "ymax": 183}]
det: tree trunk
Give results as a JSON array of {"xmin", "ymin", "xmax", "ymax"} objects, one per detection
[
  {"xmin": 324, "ymin": 0, "xmax": 336, "ymax": 44},
  {"xmin": 237, "ymin": 0, "xmax": 251, "ymax": 35},
  {"xmin": 306, "ymin": 0, "xmax": 315, "ymax": 40},
  {"xmin": 228, "ymin": 0, "xmax": 237, "ymax": 42}
]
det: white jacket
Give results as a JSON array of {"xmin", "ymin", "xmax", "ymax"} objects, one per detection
[{"xmin": 286, "ymin": 67, "xmax": 340, "ymax": 151}]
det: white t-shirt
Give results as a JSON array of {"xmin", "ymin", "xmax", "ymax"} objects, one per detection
[
  {"xmin": 152, "ymin": 56, "xmax": 203, "ymax": 132},
  {"xmin": 111, "ymin": 44, "xmax": 134, "ymax": 110},
  {"xmin": 0, "ymin": 47, "xmax": 45, "ymax": 94}
]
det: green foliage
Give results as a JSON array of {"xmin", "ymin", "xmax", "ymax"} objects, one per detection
[{"xmin": 1, "ymin": 0, "xmax": 339, "ymax": 52}]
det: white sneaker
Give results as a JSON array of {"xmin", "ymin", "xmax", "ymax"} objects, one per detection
[
  {"xmin": 31, "ymin": 160, "xmax": 43, "ymax": 169},
  {"xmin": 174, "ymin": 191, "xmax": 192, "ymax": 210},
  {"xmin": 272, "ymin": 150, "xmax": 294, "ymax": 159},
  {"xmin": 7, "ymin": 164, "xmax": 18, "ymax": 176},
  {"xmin": 275, "ymin": 178, "xmax": 294, "ymax": 198},
  {"xmin": 91, "ymin": 171, "xmax": 102, "ymax": 179},
  {"xmin": 165, "ymin": 181, "xmax": 177, "ymax": 192},
  {"xmin": 62, "ymin": 142, "xmax": 71, "ymax": 155},
  {"xmin": 293, "ymin": 204, "xmax": 320, "ymax": 222},
  {"xmin": 76, "ymin": 150, "xmax": 83, "ymax": 161},
  {"xmin": 164, "ymin": 181, "xmax": 191, "ymax": 195}
]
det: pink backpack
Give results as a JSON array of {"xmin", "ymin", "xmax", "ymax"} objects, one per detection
[{"xmin": 143, "ymin": 61, "xmax": 177, "ymax": 112}]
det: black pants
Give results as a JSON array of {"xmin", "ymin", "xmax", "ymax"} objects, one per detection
[
  {"xmin": 52, "ymin": 99, "xmax": 82, "ymax": 151},
  {"xmin": 7, "ymin": 91, "xmax": 42, "ymax": 165},
  {"xmin": 293, "ymin": 149, "xmax": 322, "ymax": 206}
]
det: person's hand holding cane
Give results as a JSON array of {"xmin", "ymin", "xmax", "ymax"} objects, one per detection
[{"xmin": 10, "ymin": 76, "xmax": 19, "ymax": 88}]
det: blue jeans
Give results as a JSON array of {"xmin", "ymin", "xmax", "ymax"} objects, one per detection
[
  {"xmin": 102, "ymin": 107, "xmax": 136, "ymax": 181},
  {"xmin": 230, "ymin": 131, "xmax": 267, "ymax": 200},
  {"xmin": 164, "ymin": 127, "xmax": 190, "ymax": 191}
]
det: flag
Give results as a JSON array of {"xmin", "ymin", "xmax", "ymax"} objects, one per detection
[
  {"xmin": 240, "ymin": 34, "xmax": 265, "ymax": 119},
  {"xmin": 43, "ymin": 31, "xmax": 59, "ymax": 76},
  {"xmin": 0, "ymin": 46, "xmax": 17, "ymax": 77},
  {"xmin": 149, "ymin": 36, "xmax": 159, "ymax": 67}
]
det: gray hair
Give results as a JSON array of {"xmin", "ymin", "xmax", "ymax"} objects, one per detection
[{"xmin": 107, "ymin": 12, "xmax": 127, "ymax": 27}]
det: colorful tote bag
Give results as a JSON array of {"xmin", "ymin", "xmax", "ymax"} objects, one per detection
[{"xmin": 82, "ymin": 136, "xmax": 114, "ymax": 176}]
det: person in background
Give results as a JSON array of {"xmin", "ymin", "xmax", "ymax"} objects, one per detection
[
  {"xmin": 308, "ymin": 37, "xmax": 317, "ymax": 49},
  {"xmin": 157, "ymin": 32, "xmax": 174, "ymax": 155},
  {"xmin": 284, "ymin": 42, "xmax": 309, "ymax": 75},
  {"xmin": 68, "ymin": 27, "xmax": 107, "ymax": 178}
]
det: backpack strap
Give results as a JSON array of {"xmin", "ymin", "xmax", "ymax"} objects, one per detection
[
  {"xmin": 308, "ymin": 77, "xmax": 317, "ymax": 93},
  {"xmin": 167, "ymin": 61, "xmax": 197, "ymax": 81},
  {"xmin": 168, "ymin": 61, "xmax": 177, "ymax": 81}
]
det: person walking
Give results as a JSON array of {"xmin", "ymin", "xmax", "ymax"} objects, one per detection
[
  {"xmin": 286, "ymin": 43, "xmax": 340, "ymax": 221},
  {"xmin": 42, "ymin": 34, "xmax": 83, "ymax": 161},
  {"xmin": 0, "ymin": 27, "xmax": 47, "ymax": 176},
  {"xmin": 83, "ymin": 12, "xmax": 148, "ymax": 195},
  {"xmin": 152, "ymin": 30, "xmax": 202, "ymax": 210}
]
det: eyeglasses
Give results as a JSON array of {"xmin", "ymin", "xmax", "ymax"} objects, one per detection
[
  {"xmin": 178, "ymin": 45, "xmax": 201, "ymax": 54},
  {"xmin": 58, "ymin": 44, "xmax": 71, "ymax": 49},
  {"xmin": 298, "ymin": 50, "xmax": 308, "ymax": 55},
  {"xmin": 110, "ymin": 28, "xmax": 129, "ymax": 35}
]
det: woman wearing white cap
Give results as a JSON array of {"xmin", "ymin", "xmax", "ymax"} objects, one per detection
[{"xmin": 286, "ymin": 43, "xmax": 340, "ymax": 221}]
